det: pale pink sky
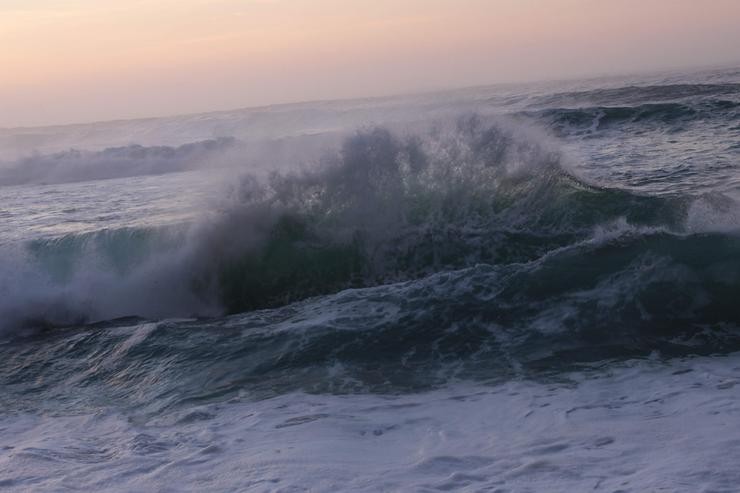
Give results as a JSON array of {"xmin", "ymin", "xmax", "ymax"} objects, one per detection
[{"xmin": 1, "ymin": 0, "xmax": 739, "ymax": 127}]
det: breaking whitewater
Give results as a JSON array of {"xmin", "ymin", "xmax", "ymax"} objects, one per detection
[{"xmin": 2, "ymin": 67, "xmax": 740, "ymax": 491}]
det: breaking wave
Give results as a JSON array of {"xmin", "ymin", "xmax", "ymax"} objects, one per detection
[{"xmin": 2, "ymin": 115, "xmax": 739, "ymax": 350}]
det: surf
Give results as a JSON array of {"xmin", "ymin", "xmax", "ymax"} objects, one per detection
[{"xmin": 2, "ymin": 113, "xmax": 738, "ymax": 340}]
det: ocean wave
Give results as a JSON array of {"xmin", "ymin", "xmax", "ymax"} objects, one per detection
[
  {"xmin": 0, "ymin": 138, "xmax": 238, "ymax": 186},
  {"xmin": 1, "ymin": 116, "xmax": 737, "ymax": 334},
  {"xmin": 524, "ymin": 99, "xmax": 739, "ymax": 136},
  {"xmin": 531, "ymin": 82, "xmax": 740, "ymax": 107},
  {"xmin": 4, "ymin": 226, "xmax": 740, "ymax": 410}
]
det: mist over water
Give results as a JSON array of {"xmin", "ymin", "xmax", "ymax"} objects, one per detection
[{"xmin": 2, "ymin": 67, "xmax": 740, "ymax": 491}]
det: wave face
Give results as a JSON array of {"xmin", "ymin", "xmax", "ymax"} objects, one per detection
[{"xmin": 6, "ymin": 228, "xmax": 740, "ymax": 405}]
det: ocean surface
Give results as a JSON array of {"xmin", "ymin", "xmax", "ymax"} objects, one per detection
[{"xmin": 1, "ymin": 66, "xmax": 740, "ymax": 491}]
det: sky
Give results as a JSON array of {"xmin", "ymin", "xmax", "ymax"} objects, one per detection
[{"xmin": 1, "ymin": 0, "xmax": 739, "ymax": 127}]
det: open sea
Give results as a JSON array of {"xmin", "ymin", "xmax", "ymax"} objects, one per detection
[{"xmin": 1, "ymin": 66, "xmax": 740, "ymax": 491}]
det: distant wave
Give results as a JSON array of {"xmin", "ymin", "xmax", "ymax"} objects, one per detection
[
  {"xmin": 0, "ymin": 138, "xmax": 237, "ymax": 186},
  {"xmin": 531, "ymin": 82, "xmax": 740, "ymax": 107},
  {"xmin": 522, "ymin": 99, "xmax": 740, "ymax": 136}
]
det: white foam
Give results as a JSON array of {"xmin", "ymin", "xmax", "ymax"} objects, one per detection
[{"xmin": 3, "ymin": 353, "xmax": 740, "ymax": 491}]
